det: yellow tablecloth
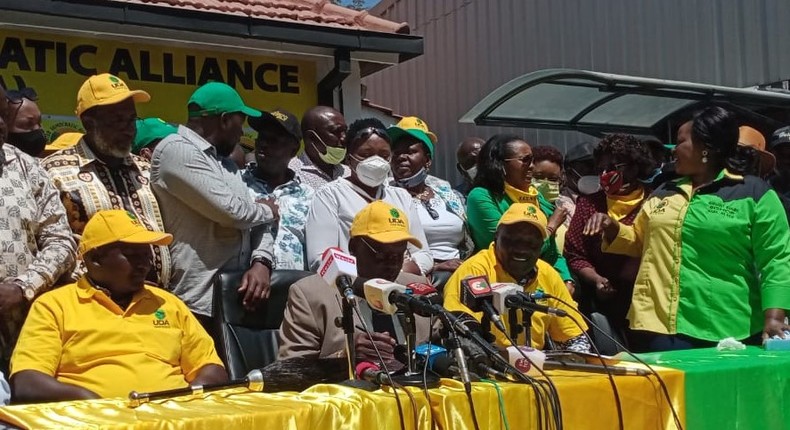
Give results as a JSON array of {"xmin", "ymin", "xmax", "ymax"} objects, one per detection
[{"xmin": 0, "ymin": 367, "xmax": 684, "ymax": 429}]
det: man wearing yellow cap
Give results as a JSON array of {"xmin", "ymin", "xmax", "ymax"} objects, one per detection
[
  {"xmin": 279, "ymin": 201, "xmax": 430, "ymax": 367},
  {"xmin": 41, "ymin": 73, "xmax": 171, "ymax": 288},
  {"xmin": 444, "ymin": 203, "xmax": 589, "ymax": 351},
  {"xmin": 10, "ymin": 210, "xmax": 227, "ymax": 402}
]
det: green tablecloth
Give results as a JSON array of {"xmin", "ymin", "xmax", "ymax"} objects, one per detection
[{"xmin": 637, "ymin": 346, "xmax": 790, "ymax": 430}]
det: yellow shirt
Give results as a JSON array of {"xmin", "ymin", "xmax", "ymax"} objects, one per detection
[
  {"xmin": 10, "ymin": 277, "xmax": 223, "ymax": 398},
  {"xmin": 444, "ymin": 245, "xmax": 586, "ymax": 349}
]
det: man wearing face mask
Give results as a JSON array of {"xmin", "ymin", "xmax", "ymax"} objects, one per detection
[
  {"xmin": 305, "ymin": 118, "xmax": 433, "ymax": 275},
  {"xmin": 563, "ymin": 134, "xmax": 653, "ymax": 337},
  {"xmin": 151, "ymin": 82, "xmax": 278, "ymax": 334},
  {"xmin": 454, "ymin": 137, "xmax": 484, "ymax": 198},
  {"xmin": 292, "ymin": 106, "xmax": 350, "ymax": 190},
  {"xmin": 5, "ymin": 88, "xmax": 47, "ymax": 157},
  {"xmin": 42, "ymin": 74, "xmax": 171, "ymax": 287}
]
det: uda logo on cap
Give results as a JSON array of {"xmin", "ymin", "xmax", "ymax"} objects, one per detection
[
  {"xmin": 126, "ymin": 211, "xmax": 143, "ymax": 227},
  {"xmin": 108, "ymin": 75, "xmax": 126, "ymax": 90},
  {"xmin": 388, "ymin": 208, "xmax": 405, "ymax": 226}
]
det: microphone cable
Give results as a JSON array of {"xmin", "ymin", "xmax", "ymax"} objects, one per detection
[
  {"xmin": 480, "ymin": 379, "xmax": 511, "ymax": 430},
  {"xmin": 420, "ymin": 314, "xmax": 437, "ymax": 429},
  {"xmin": 447, "ymin": 323, "xmax": 482, "ymax": 430},
  {"xmin": 349, "ymin": 301, "xmax": 407, "ymax": 430},
  {"xmin": 494, "ymin": 324, "xmax": 563, "ymax": 430},
  {"xmin": 550, "ymin": 296, "xmax": 684, "ymax": 430},
  {"xmin": 563, "ymin": 311, "xmax": 624, "ymax": 430}
]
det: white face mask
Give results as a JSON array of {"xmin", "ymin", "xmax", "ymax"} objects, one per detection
[
  {"xmin": 465, "ymin": 165, "xmax": 478, "ymax": 182},
  {"xmin": 352, "ymin": 155, "xmax": 391, "ymax": 187}
]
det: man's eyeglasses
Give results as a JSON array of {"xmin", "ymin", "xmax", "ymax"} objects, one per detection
[
  {"xmin": 360, "ymin": 237, "xmax": 405, "ymax": 262},
  {"xmin": 6, "ymin": 88, "xmax": 38, "ymax": 103},
  {"xmin": 349, "ymin": 127, "xmax": 389, "ymax": 145},
  {"xmin": 504, "ymin": 154, "xmax": 534, "ymax": 165}
]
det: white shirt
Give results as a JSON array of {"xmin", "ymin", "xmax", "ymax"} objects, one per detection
[
  {"xmin": 416, "ymin": 193, "xmax": 464, "ymax": 261},
  {"xmin": 305, "ymin": 178, "xmax": 433, "ymax": 274}
]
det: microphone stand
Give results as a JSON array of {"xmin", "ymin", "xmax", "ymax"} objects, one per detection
[
  {"xmin": 339, "ymin": 292, "xmax": 357, "ymax": 380},
  {"xmin": 391, "ymin": 309, "xmax": 440, "ymax": 388},
  {"xmin": 128, "ymin": 369, "xmax": 264, "ymax": 407}
]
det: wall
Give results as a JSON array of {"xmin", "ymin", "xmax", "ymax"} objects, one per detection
[{"xmin": 364, "ymin": 0, "xmax": 790, "ymax": 183}]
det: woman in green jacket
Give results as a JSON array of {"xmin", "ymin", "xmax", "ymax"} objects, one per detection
[{"xmin": 466, "ymin": 134, "xmax": 575, "ymax": 294}]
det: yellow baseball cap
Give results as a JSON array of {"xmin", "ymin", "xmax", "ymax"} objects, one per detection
[
  {"xmin": 78, "ymin": 210, "xmax": 173, "ymax": 256},
  {"xmin": 43, "ymin": 132, "xmax": 83, "ymax": 154},
  {"xmin": 76, "ymin": 73, "xmax": 151, "ymax": 116},
  {"xmin": 350, "ymin": 201, "xmax": 423, "ymax": 248},
  {"xmin": 396, "ymin": 116, "xmax": 437, "ymax": 144},
  {"xmin": 497, "ymin": 203, "xmax": 548, "ymax": 239}
]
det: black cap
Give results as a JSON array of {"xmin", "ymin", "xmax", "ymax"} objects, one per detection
[
  {"xmin": 249, "ymin": 108, "xmax": 302, "ymax": 142},
  {"xmin": 565, "ymin": 141, "xmax": 597, "ymax": 164},
  {"xmin": 770, "ymin": 126, "xmax": 790, "ymax": 150}
]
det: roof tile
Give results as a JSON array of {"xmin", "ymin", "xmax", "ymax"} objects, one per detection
[{"xmin": 112, "ymin": 0, "xmax": 410, "ymax": 33}]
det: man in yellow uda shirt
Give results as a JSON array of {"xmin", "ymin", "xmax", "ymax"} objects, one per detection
[
  {"xmin": 10, "ymin": 210, "xmax": 227, "ymax": 402},
  {"xmin": 445, "ymin": 203, "xmax": 589, "ymax": 351}
]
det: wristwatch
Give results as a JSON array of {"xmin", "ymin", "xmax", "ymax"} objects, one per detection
[
  {"xmin": 13, "ymin": 280, "xmax": 35, "ymax": 300},
  {"xmin": 251, "ymin": 257, "xmax": 274, "ymax": 272}
]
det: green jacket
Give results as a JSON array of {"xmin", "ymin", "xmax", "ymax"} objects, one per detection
[
  {"xmin": 466, "ymin": 186, "xmax": 573, "ymax": 282},
  {"xmin": 606, "ymin": 171, "xmax": 790, "ymax": 340}
]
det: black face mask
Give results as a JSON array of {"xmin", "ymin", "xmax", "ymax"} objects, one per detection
[{"xmin": 7, "ymin": 129, "xmax": 47, "ymax": 157}]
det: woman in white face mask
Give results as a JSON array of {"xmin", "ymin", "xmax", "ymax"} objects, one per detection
[
  {"xmin": 387, "ymin": 117, "xmax": 473, "ymax": 281},
  {"xmin": 304, "ymin": 118, "xmax": 433, "ymax": 276}
]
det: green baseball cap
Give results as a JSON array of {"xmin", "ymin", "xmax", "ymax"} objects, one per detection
[
  {"xmin": 187, "ymin": 82, "xmax": 261, "ymax": 118},
  {"xmin": 133, "ymin": 118, "xmax": 178, "ymax": 153},
  {"xmin": 386, "ymin": 127, "xmax": 435, "ymax": 158}
]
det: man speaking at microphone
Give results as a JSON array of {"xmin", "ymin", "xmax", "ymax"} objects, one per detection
[
  {"xmin": 9, "ymin": 210, "xmax": 227, "ymax": 402},
  {"xmin": 279, "ymin": 201, "xmax": 430, "ymax": 367},
  {"xmin": 444, "ymin": 203, "xmax": 590, "ymax": 351}
]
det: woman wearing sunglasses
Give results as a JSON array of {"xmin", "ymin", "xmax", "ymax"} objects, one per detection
[
  {"xmin": 466, "ymin": 134, "xmax": 575, "ymax": 294},
  {"xmin": 388, "ymin": 117, "xmax": 473, "ymax": 277},
  {"xmin": 563, "ymin": 134, "xmax": 653, "ymax": 341},
  {"xmin": 305, "ymin": 118, "xmax": 432, "ymax": 275}
]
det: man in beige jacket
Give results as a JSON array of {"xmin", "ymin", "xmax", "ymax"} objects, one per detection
[{"xmin": 279, "ymin": 201, "xmax": 432, "ymax": 369}]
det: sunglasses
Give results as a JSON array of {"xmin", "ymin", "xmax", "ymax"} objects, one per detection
[
  {"xmin": 349, "ymin": 127, "xmax": 389, "ymax": 145},
  {"xmin": 504, "ymin": 154, "xmax": 534, "ymax": 165},
  {"xmin": 6, "ymin": 88, "xmax": 38, "ymax": 103},
  {"xmin": 359, "ymin": 237, "xmax": 404, "ymax": 262}
]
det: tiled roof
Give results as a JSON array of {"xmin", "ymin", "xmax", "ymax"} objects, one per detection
[{"xmin": 111, "ymin": 0, "xmax": 410, "ymax": 34}]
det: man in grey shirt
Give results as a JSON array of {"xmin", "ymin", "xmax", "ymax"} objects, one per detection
[{"xmin": 151, "ymin": 82, "xmax": 277, "ymax": 329}]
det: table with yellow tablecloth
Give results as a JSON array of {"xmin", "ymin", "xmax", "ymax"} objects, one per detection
[{"xmin": 0, "ymin": 366, "xmax": 684, "ymax": 430}]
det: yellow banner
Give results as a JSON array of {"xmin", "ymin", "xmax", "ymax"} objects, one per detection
[{"xmin": 0, "ymin": 29, "xmax": 318, "ymax": 144}]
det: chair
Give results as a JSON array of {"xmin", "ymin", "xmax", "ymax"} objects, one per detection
[
  {"xmin": 587, "ymin": 312, "xmax": 628, "ymax": 356},
  {"xmin": 212, "ymin": 269, "xmax": 313, "ymax": 379}
]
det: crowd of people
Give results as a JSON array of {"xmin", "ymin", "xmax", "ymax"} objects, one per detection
[{"xmin": 0, "ymin": 71, "xmax": 788, "ymax": 403}]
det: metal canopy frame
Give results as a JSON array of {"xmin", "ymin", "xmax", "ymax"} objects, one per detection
[{"xmin": 460, "ymin": 69, "xmax": 790, "ymax": 137}]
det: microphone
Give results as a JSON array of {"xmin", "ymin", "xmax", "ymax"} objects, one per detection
[
  {"xmin": 460, "ymin": 275, "xmax": 507, "ymax": 333},
  {"xmin": 128, "ymin": 369, "xmax": 264, "ymax": 407},
  {"xmin": 406, "ymin": 282, "xmax": 443, "ymax": 307},
  {"xmin": 506, "ymin": 293, "xmax": 568, "ymax": 317},
  {"xmin": 362, "ymin": 278, "xmax": 442, "ymax": 317},
  {"xmin": 318, "ymin": 247, "xmax": 358, "ymax": 301},
  {"xmin": 355, "ymin": 361, "xmax": 390, "ymax": 385},
  {"xmin": 506, "ymin": 345, "xmax": 546, "ymax": 377}
]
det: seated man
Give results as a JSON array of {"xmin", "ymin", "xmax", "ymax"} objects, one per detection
[
  {"xmin": 10, "ymin": 210, "xmax": 227, "ymax": 402},
  {"xmin": 444, "ymin": 203, "xmax": 590, "ymax": 352},
  {"xmin": 279, "ymin": 201, "xmax": 430, "ymax": 367}
]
